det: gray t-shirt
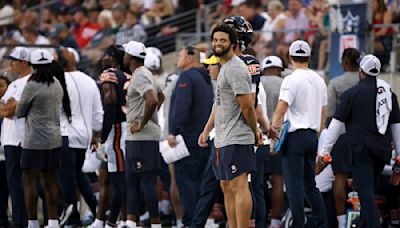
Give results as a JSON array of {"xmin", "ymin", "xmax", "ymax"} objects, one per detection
[
  {"xmin": 126, "ymin": 66, "xmax": 160, "ymax": 141},
  {"xmin": 214, "ymin": 55, "xmax": 254, "ymax": 148},
  {"xmin": 260, "ymin": 75, "xmax": 283, "ymax": 120},
  {"xmin": 161, "ymin": 73, "xmax": 179, "ymax": 140},
  {"xmin": 327, "ymin": 72, "xmax": 359, "ymax": 121},
  {"xmin": 16, "ymin": 78, "xmax": 63, "ymax": 150}
]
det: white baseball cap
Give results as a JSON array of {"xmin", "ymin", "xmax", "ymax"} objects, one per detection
[
  {"xmin": 4, "ymin": 47, "xmax": 30, "ymax": 62},
  {"xmin": 123, "ymin": 41, "xmax": 146, "ymax": 59},
  {"xmin": 146, "ymin": 47, "xmax": 162, "ymax": 58},
  {"xmin": 30, "ymin": 49, "xmax": 53, "ymax": 65},
  {"xmin": 360, "ymin": 54, "xmax": 381, "ymax": 76},
  {"xmin": 261, "ymin": 56, "xmax": 284, "ymax": 71},
  {"xmin": 144, "ymin": 52, "xmax": 161, "ymax": 71},
  {"xmin": 289, "ymin": 40, "xmax": 311, "ymax": 57},
  {"xmin": 66, "ymin": 47, "xmax": 80, "ymax": 63}
]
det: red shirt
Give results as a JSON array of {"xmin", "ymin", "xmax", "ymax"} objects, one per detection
[{"xmin": 74, "ymin": 22, "xmax": 101, "ymax": 48}]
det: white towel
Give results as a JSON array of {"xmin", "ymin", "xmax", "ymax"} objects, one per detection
[{"xmin": 376, "ymin": 79, "xmax": 392, "ymax": 135}]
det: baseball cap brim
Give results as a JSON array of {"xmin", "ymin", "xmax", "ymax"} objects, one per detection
[
  {"xmin": 204, "ymin": 56, "xmax": 220, "ymax": 65},
  {"xmin": 4, "ymin": 55, "xmax": 23, "ymax": 61}
]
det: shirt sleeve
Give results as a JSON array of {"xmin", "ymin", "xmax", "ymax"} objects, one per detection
[
  {"xmin": 15, "ymin": 82, "xmax": 35, "ymax": 118},
  {"xmin": 327, "ymin": 81, "xmax": 337, "ymax": 120},
  {"xmin": 322, "ymin": 82, "xmax": 328, "ymax": 106},
  {"xmin": 132, "ymin": 71, "xmax": 154, "ymax": 97},
  {"xmin": 0, "ymin": 83, "xmax": 16, "ymax": 103},
  {"xmin": 169, "ymin": 73, "xmax": 193, "ymax": 136},
  {"xmin": 278, "ymin": 77, "xmax": 295, "ymax": 106},
  {"xmin": 389, "ymin": 92, "xmax": 400, "ymax": 124},
  {"xmin": 333, "ymin": 89, "xmax": 353, "ymax": 122},
  {"xmin": 91, "ymin": 81, "xmax": 104, "ymax": 132},
  {"xmin": 226, "ymin": 65, "xmax": 252, "ymax": 96}
]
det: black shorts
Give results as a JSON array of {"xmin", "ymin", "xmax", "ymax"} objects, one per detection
[
  {"xmin": 21, "ymin": 147, "xmax": 60, "ymax": 171},
  {"xmin": 212, "ymin": 144, "xmax": 256, "ymax": 180},
  {"xmin": 264, "ymin": 146, "xmax": 283, "ymax": 175},
  {"xmin": 331, "ymin": 134, "xmax": 352, "ymax": 174},
  {"xmin": 126, "ymin": 140, "xmax": 160, "ymax": 174}
]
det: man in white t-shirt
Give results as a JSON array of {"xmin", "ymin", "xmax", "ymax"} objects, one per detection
[
  {"xmin": 269, "ymin": 40, "xmax": 328, "ymax": 227},
  {"xmin": 0, "ymin": 46, "xmax": 31, "ymax": 228}
]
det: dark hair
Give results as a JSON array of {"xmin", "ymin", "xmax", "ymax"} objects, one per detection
[
  {"xmin": 103, "ymin": 45, "xmax": 124, "ymax": 70},
  {"xmin": 211, "ymin": 24, "xmax": 238, "ymax": 47},
  {"xmin": 291, "ymin": 56, "xmax": 309, "ymax": 63},
  {"xmin": 30, "ymin": 64, "xmax": 55, "ymax": 85},
  {"xmin": 242, "ymin": 0, "xmax": 260, "ymax": 8},
  {"xmin": 132, "ymin": 56, "xmax": 145, "ymax": 65},
  {"xmin": 242, "ymin": 47, "xmax": 256, "ymax": 56},
  {"xmin": 51, "ymin": 61, "xmax": 72, "ymax": 121},
  {"xmin": 0, "ymin": 76, "xmax": 10, "ymax": 85},
  {"xmin": 22, "ymin": 26, "xmax": 38, "ymax": 35},
  {"xmin": 342, "ymin": 48, "xmax": 360, "ymax": 68}
]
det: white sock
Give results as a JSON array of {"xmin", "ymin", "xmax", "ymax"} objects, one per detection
[
  {"xmin": 117, "ymin": 221, "xmax": 126, "ymax": 228},
  {"xmin": 206, "ymin": 218, "xmax": 215, "ymax": 224},
  {"xmin": 159, "ymin": 199, "xmax": 171, "ymax": 215},
  {"xmin": 48, "ymin": 219, "xmax": 59, "ymax": 228},
  {"xmin": 126, "ymin": 220, "xmax": 137, "ymax": 228},
  {"xmin": 93, "ymin": 219, "xmax": 105, "ymax": 228},
  {"xmin": 337, "ymin": 215, "xmax": 346, "ymax": 228},
  {"xmin": 177, "ymin": 219, "xmax": 183, "ymax": 228},
  {"xmin": 151, "ymin": 224, "xmax": 161, "ymax": 228},
  {"xmin": 140, "ymin": 211, "xmax": 150, "ymax": 221},
  {"xmin": 28, "ymin": 220, "xmax": 40, "ymax": 228},
  {"xmin": 270, "ymin": 219, "xmax": 281, "ymax": 227}
]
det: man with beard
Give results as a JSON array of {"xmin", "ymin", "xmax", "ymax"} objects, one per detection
[
  {"xmin": 191, "ymin": 16, "xmax": 269, "ymax": 228},
  {"xmin": 199, "ymin": 24, "xmax": 262, "ymax": 228}
]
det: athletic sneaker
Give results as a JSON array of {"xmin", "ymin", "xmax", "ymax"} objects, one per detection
[{"xmin": 59, "ymin": 204, "xmax": 74, "ymax": 226}]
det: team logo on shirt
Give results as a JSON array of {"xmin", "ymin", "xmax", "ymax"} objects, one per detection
[
  {"xmin": 136, "ymin": 161, "xmax": 143, "ymax": 169},
  {"xmin": 247, "ymin": 64, "xmax": 260, "ymax": 76},
  {"xmin": 377, "ymin": 86, "xmax": 386, "ymax": 94},
  {"xmin": 231, "ymin": 164, "xmax": 238, "ymax": 174}
]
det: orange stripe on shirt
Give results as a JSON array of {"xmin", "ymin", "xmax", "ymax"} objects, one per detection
[{"xmin": 114, "ymin": 123, "xmax": 125, "ymax": 172}]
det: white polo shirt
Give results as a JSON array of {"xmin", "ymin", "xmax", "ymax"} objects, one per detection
[
  {"xmin": 279, "ymin": 69, "xmax": 327, "ymax": 133},
  {"xmin": 0, "ymin": 74, "xmax": 30, "ymax": 146}
]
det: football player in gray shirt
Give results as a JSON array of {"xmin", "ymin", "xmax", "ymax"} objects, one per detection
[{"xmin": 198, "ymin": 24, "xmax": 262, "ymax": 228}]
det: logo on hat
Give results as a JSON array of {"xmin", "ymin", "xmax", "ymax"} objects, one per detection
[{"xmin": 38, "ymin": 52, "xmax": 48, "ymax": 62}]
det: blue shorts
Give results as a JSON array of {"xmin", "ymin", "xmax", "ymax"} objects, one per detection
[
  {"xmin": 212, "ymin": 144, "xmax": 256, "ymax": 180},
  {"xmin": 126, "ymin": 141, "xmax": 160, "ymax": 174},
  {"xmin": 21, "ymin": 147, "xmax": 60, "ymax": 171},
  {"xmin": 331, "ymin": 134, "xmax": 352, "ymax": 174}
]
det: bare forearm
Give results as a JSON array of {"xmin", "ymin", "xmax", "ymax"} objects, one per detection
[
  {"xmin": 320, "ymin": 106, "xmax": 327, "ymax": 133},
  {"xmin": 256, "ymin": 106, "xmax": 269, "ymax": 132},
  {"xmin": 141, "ymin": 100, "xmax": 157, "ymax": 127},
  {"xmin": 1, "ymin": 104, "xmax": 16, "ymax": 118},
  {"xmin": 204, "ymin": 107, "xmax": 215, "ymax": 133},
  {"xmin": 271, "ymin": 110, "xmax": 285, "ymax": 129},
  {"xmin": 242, "ymin": 106, "xmax": 258, "ymax": 135}
]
